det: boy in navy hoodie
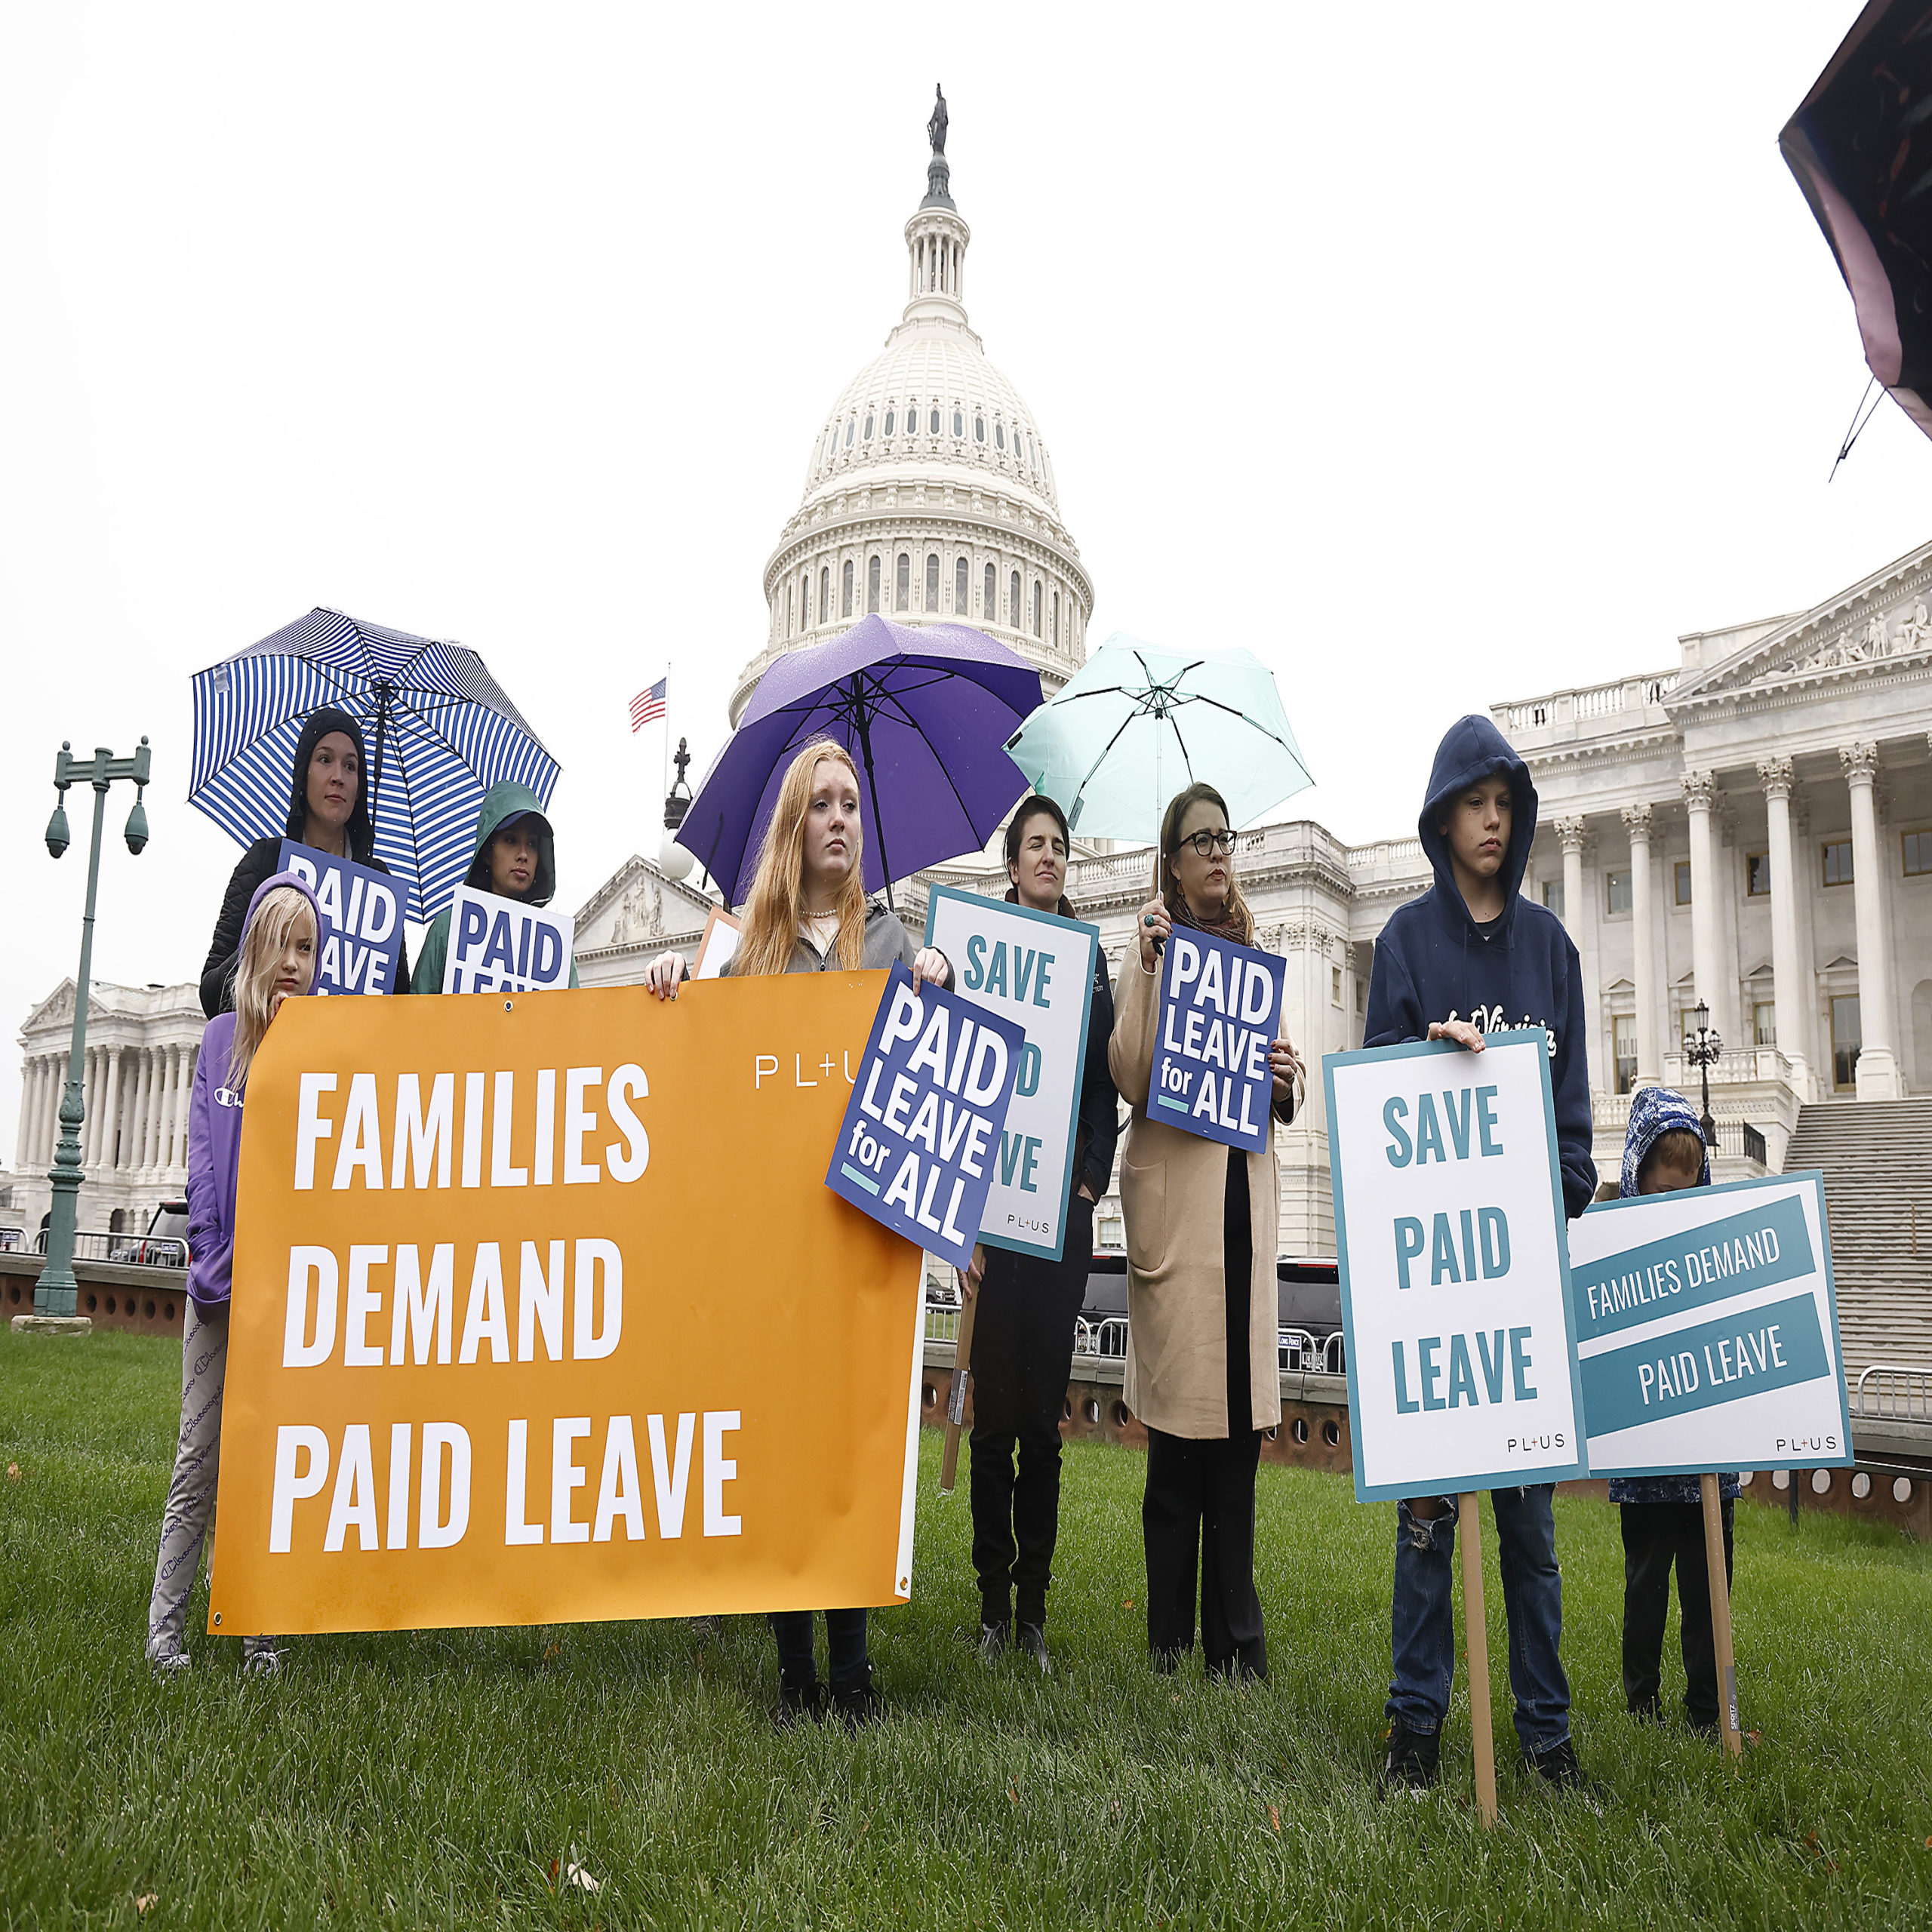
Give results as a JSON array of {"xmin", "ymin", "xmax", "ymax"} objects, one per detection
[{"xmin": 1365, "ymin": 715, "xmax": 1596, "ymax": 1794}]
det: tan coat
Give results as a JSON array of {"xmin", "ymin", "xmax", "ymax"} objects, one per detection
[{"xmin": 1109, "ymin": 946, "xmax": 1283, "ymax": 1438}]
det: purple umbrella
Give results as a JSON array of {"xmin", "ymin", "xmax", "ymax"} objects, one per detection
[{"xmin": 681, "ymin": 614, "xmax": 1044, "ymax": 906}]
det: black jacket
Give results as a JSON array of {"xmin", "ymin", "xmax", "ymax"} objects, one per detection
[
  {"xmin": 198, "ymin": 706, "xmax": 410, "ymax": 1017},
  {"xmin": 1075, "ymin": 951, "xmax": 1121, "ymax": 1202}
]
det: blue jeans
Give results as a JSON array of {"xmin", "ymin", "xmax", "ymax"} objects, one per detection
[{"xmin": 1386, "ymin": 1487, "xmax": 1570, "ymax": 1754}]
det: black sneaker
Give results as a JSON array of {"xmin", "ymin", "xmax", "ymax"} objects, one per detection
[
  {"xmin": 977, "ymin": 1620, "xmax": 1009, "ymax": 1663},
  {"xmin": 1014, "ymin": 1622, "xmax": 1051, "ymax": 1675},
  {"xmin": 830, "ymin": 1671, "xmax": 881, "ymax": 1728},
  {"xmin": 1523, "ymin": 1735, "xmax": 1589, "ymax": 1792},
  {"xmin": 1380, "ymin": 1718, "xmax": 1441, "ymax": 1794},
  {"xmin": 773, "ymin": 1679, "xmax": 824, "ymax": 1729}
]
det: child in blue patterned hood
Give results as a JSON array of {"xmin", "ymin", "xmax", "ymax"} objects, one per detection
[{"xmin": 1612, "ymin": 1084, "xmax": 1738, "ymax": 1734}]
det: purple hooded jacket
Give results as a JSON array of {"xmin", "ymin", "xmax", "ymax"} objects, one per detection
[{"xmin": 186, "ymin": 870, "xmax": 321, "ymax": 1308}]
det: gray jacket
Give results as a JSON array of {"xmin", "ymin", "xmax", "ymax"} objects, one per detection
[{"xmin": 719, "ymin": 901, "xmax": 952, "ymax": 983}]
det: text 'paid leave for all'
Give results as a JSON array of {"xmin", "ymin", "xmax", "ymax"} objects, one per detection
[
  {"xmin": 1325, "ymin": 1032, "xmax": 1587, "ymax": 1501},
  {"xmin": 826, "ymin": 962, "xmax": 1025, "ymax": 1272},
  {"xmin": 211, "ymin": 977, "xmax": 923, "ymax": 1635},
  {"xmin": 1567, "ymin": 1171, "xmax": 1852, "ymax": 1477},
  {"xmin": 924, "ymin": 886, "xmax": 1098, "ymax": 1262},
  {"xmin": 1148, "ymin": 928, "xmax": 1284, "ymax": 1154}
]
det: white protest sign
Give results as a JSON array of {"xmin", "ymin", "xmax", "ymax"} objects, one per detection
[
  {"xmin": 924, "ymin": 885, "xmax": 1100, "ymax": 1262},
  {"xmin": 441, "ymin": 884, "xmax": 575, "ymax": 995},
  {"xmin": 276, "ymin": 840, "xmax": 405, "ymax": 997},
  {"xmin": 1568, "ymin": 1171, "xmax": 1851, "ymax": 1476},
  {"xmin": 1325, "ymin": 1032, "xmax": 1587, "ymax": 1501},
  {"xmin": 694, "ymin": 907, "xmax": 741, "ymax": 980}
]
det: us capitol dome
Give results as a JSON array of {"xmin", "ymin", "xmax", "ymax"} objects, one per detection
[{"xmin": 728, "ymin": 90, "xmax": 1094, "ymax": 724}]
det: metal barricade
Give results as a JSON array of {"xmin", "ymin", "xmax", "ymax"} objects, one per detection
[
  {"xmin": 1277, "ymin": 1326, "xmax": 1319, "ymax": 1371},
  {"xmin": 1857, "ymin": 1363, "xmax": 1932, "ymax": 1423}
]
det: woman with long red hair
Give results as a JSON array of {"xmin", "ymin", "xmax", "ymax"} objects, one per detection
[{"xmin": 646, "ymin": 738, "xmax": 949, "ymax": 1723}]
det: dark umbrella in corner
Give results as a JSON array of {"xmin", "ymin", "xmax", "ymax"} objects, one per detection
[{"xmin": 1781, "ymin": 1, "xmax": 1932, "ymax": 447}]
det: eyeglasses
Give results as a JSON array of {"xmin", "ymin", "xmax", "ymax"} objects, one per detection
[{"xmin": 1177, "ymin": 829, "xmax": 1235, "ymax": 859}]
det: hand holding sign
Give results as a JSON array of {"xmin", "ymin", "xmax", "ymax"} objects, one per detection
[{"xmin": 826, "ymin": 963, "xmax": 1025, "ymax": 1272}]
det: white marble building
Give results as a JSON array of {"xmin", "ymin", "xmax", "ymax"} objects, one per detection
[{"xmin": 8, "ymin": 980, "xmax": 205, "ymax": 1236}]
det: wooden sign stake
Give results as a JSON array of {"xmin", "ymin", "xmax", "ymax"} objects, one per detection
[
  {"xmin": 1458, "ymin": 1493, "xmax": 1499, "ymax": 1826},
  {"xmin": 1701, "ymin": 1472, "xmax": 1743, "ymax": 1760},
  {"xmin": 938, "ymin": 1291, "xmax": 978, "ymax": 1495}
]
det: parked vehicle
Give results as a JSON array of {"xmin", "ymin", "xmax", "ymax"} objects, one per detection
[{"xmin": 109, "ymin": 1201, "xmax": 189, "ymax": 1268}]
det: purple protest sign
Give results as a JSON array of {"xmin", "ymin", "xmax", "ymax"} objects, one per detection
[{"xmin": 826, "ymin": 962, "xmax": 1026, "ymax": 1271}]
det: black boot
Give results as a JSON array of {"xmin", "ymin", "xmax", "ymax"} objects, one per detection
[
  {"xmin": 1380, "ymin": 1718, "xmax": 1441, "ymax": 1794},
  {"xmin": 829, "ymin": 1661, "xmax": 881, "ymax": 1728},
  {"xmin": 773, "ymin": 1677, "xmax": 824, "ymax": 1729}
]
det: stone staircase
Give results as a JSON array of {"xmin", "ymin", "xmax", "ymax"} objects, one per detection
[{"xmin": 1783, "ymin": 1099, "xmax": 1932, "ymax": 1377}]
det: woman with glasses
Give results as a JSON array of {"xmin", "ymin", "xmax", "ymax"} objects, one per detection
[
  {"xmin": 1109, "ymin": 783, "xmax": 1301, "ymax": 1679},
  {"xmin": 642, "ymin": 737, "xmax": 950, "ymax": 1726}
]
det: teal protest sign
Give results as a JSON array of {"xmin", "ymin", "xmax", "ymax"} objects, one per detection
[
  {"xmin": 1324, "ymin": 1032, "xmax": 1586, "ymax": 1502},
  {"xmin": 1567, "ymin": 1172, "xmax": 1850, "ymax": 1477},
  {"xmin": 924, "ymin": 886, "xmax": 1098, "ymax": 1262}
]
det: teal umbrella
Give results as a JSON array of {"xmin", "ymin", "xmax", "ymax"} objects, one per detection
[{"xmin": 1003, "ymin": 633, "xmax": 1314, "ymax": 843}]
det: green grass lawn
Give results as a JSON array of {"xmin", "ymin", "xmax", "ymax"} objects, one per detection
[{"xmin": 3, "ymin": 1329, "xmax": 1930, "ymax": 1930}]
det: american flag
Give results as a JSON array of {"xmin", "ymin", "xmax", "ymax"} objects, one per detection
[{"xmin": 629, "ymin": 677, "xmax": 666, "ymax": 731}]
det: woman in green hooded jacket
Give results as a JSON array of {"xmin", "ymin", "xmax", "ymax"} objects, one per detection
[{"xmin": 409, "ymin": 781, "xmax": 581, "ymax": 993}]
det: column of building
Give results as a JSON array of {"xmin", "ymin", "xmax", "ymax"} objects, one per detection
[
  {"xmin": 143, "ymin": 1048, "xmax": 166, "ymax": 1169},
  {"xmin": 1622, "ymin": 803, "xmax": 1660, "ymax": 1089},
  {"xmin": 1756, "ymin": 756, "xmax": 1814, "ymax": 1099},
  {"xmin": 36, "ymin": 1054, "xmax": 63, "ymax": 1165},
  {"xmin": 128, "ymin": 1048, "xmax": 152, "ymax": 1175},
  {"xmin": 1841, "ymin": 741, "xmax": 1901, "ymax": 1098},
  {"xmin": 167, "ymin": 1044, "xmax": 194, "ymax": 1172},
  {"xmin": 1552, "ymin": 816, "xmax": 1602, "ymax": 1094},
  {"xmin": 1681, "ymin": 772, "xmax": 1732, "ymax": 1039}
]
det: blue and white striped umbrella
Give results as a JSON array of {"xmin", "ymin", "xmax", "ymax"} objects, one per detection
[{"xmin": 189, "ymin": 608, "xmax": 559, "ymax": 922}]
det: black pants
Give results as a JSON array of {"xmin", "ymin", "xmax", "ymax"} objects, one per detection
[
  {"xmin": 1620, "ymin": 1499, "xmax": 1733, "ymax": 1724},
  {"xmin": 769, "ymin": 1609, "xmax": 868, "ymax": 1691},
  {"xmin": 969, "ymin": 1192, "xmax": 1093, "ymax": 1628},
  {"xmin": 1141, "ymin": 1151, "xmax": 1266, "ymax": 1678}
]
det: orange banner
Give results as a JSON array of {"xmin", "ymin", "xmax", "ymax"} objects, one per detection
[{"xmin": 208, "ymin": 973, "xmax": 923, "ymax": 1635}]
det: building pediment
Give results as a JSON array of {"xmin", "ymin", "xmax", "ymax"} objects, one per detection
[
  {"xmin": 21, "ymin": 981, "xmax": 106, "ymax": 1034},
  {"xmin": 1672, "ymin": 535, "xmax": 1932, "ymax": 702},
  {"xmin": 574, "ymin": 856, "xmax": 717, "ymax": 953}
]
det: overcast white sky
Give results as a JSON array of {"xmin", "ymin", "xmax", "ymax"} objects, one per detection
[{"xmin": 4, "ymin": 2, "xmax": 1926, "ymax": 1171}]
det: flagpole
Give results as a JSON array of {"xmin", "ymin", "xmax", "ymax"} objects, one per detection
[{"xmin": 660, "ymin": 660, "xmax": 670, "ymax": 804}]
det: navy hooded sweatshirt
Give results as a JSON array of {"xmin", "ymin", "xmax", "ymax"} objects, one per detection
[{"xmin": 1363, "ymin": 715, "xmax": 1596, "ymax": 1221}]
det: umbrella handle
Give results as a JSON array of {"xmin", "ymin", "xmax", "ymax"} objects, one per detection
[{"xmin": 368, "ymin": 679, "xmax": 393, "ymax": 835}]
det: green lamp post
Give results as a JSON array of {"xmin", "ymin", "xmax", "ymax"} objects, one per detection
[{"xmin": 35, "ymin": 739, "xmax": 152, "ymax": 1321}]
